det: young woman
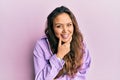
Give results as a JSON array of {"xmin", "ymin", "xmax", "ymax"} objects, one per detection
[{"xmin": 33, "ymin": 6, "xmax": 91, "ymax": 80}]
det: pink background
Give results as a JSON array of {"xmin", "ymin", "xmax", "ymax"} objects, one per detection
[{"xmin": 0, "ymin": 0, "xmax": 120, "ymax": 80}]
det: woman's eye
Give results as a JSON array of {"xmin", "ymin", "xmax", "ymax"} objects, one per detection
[
  {"xmin": 56, "ymin": 25, "xmax": 62, "ymax": 28},
  {"xmin": 67, "ymin": 23, "xmax": 72, "ymax": 27}
]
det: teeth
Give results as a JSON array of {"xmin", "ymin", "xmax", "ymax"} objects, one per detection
[{"xmin": 61, "ymin": 34, "xmax": 69, "ymax": 39}]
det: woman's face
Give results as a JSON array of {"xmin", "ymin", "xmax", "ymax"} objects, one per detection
[{"xmin": 53, "ymin": 13, "xmax": 74, "ymax": 43}]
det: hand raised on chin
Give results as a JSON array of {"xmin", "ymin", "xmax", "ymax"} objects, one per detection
[{"xmin": 56, "ymin": 36, "xmax": 72, "ymax": 59}]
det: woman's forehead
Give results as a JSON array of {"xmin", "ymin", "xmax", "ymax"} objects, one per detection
[{"xmin": 53, "ymin": 13, "xmax": 72, "ymax": 24}]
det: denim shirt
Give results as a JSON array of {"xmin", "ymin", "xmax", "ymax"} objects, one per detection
[{"xmin": 33, "ymin": 35, "xmax": 91, "ymax": 80}]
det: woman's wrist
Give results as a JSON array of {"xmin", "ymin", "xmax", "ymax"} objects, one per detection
[{"xmin": 56, "ymin": 53, "xmax": 63, "ymax": 59}]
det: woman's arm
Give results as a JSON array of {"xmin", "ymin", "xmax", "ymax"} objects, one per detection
[{"xmin": 33, "ymin": 41, "xmax": 65, "ymax": 80}]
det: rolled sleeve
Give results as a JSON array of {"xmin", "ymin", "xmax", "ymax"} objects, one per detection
[{"xmin": 49, "ymin": 54, "xmax": 65, "ymax": 70}]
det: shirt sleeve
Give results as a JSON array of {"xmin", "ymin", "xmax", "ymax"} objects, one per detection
[
  {"xmin": 73, "ymin": 43, "xmax": 91, "ymax": 80},
  {"xmin": 33, "ymin": 41, "xmax": 65, "ymax": 80}
]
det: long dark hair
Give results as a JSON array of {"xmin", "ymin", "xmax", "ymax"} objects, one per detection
[{"xmin": 45, "ymin": 6, "xmax": 85, "ymax": 79}]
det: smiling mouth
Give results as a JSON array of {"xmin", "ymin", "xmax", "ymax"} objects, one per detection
[{"xmin": 61, "ymin": 34, "xmax": 69, "ymax": 39}]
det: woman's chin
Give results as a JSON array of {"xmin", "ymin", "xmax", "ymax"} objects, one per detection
[{"xmin": 62, "ymin": 39, "xmax": 69, "ymax": 43}]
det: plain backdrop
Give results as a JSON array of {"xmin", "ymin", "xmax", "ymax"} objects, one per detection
[{"xmin": 0, "ymin": 0, "xmax": 120, "ymax": 80}]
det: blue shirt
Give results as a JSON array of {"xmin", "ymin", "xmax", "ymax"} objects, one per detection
[{"xmin": 33, "ymin": 35, "xmax": 91, "ymax": 80}]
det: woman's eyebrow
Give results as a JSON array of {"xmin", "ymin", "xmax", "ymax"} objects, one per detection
[
  {"xmin": 54, "ymin": 23, "xmax": 62, "ymax": 25},
  {"xmin": 67, "ymin": 22, "xmax": 72, "ymax": 24},
  {"xmin": 55, "ymin": 22, "xmax": 72, "ymax": 25}
]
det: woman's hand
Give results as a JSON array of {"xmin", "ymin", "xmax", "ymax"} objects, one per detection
[{"xmin": 56, "ymin": 36, "xmax": 72, "ymax": 59}]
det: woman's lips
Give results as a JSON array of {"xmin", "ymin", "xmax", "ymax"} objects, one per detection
[{"xmin": 61, "ymin": 34, "xmax": 69, "ymax": 39}]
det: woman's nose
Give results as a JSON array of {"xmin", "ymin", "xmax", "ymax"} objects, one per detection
[{"xmin": 62, "ymin": 26, "xmax": 67, "ymax": 33}]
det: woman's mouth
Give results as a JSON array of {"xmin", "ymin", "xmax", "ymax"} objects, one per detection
[{"xmin": 61, "ymin": 34, "xmax": 69, "ymax": 39}]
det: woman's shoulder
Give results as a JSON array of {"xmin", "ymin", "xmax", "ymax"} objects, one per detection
[
  {"xmin": 37, "ymin": 35, "xmax": 48, "ymax": 44},
  {"xmin": 83, "ymin": 41, "xmax": 90, "ymax": 59},
  {"xmin": 82, "ymin": 41, "xmax": 91, "ymax": 69},
  {"xmin": 34, "ymin": 35, "xmax": 49, "ymax": 49},
  {"xmin": 33, "ymin": 35, "xmax": 53, "ymax": 60},
  {"xmin": 38, "ymin": 35, "xmax": 47, "ymax": 41}
]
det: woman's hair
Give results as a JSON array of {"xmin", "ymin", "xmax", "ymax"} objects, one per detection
[{"xmin": 45, "ymin": 6, "xmax": 85, "ymax": 78}]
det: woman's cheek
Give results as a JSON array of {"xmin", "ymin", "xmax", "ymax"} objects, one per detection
[{"xmin": 55, "ymin": 32, "xmax": 60, "ymax": 38}]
